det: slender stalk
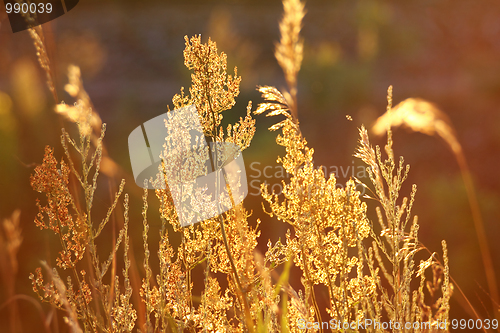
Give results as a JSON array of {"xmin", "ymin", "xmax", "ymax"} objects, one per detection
[
  {"xmin": 421, "ymin": 246, "xmax": 488, "ymax": 333},
  {"xmin": 312, "ymin": 217, "xmax": 340, "ymax": 321},
  {"xmin": 300, "ymin": 243, "xmax": 323, "ymax": 333},
  {"xmin": 454, "ymin": 146, "xmax": 499, "ymax": 311},
  {"xmin": 206, "ymin": 135, "xmax": 254, "ymax": 332},
  {"xmin": 196, "ymin": 44, "xmax": 254, "ymax": 330}
]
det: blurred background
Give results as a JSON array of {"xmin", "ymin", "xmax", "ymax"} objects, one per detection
[{"xmin": 1, "ymin": 0, "xmax": 500, "ymax": 331}]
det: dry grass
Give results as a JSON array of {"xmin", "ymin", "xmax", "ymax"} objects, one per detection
[
  {"xmin": 5, "ymin": 0, "xmax": 467, "ymax": 332},
  {"xmin": 0, "ymin": 210, "xmax": 23, "ymax": 332},
  {"xmin": 373, "ymin": 98, "xmax": 498, "ymax": 311}
]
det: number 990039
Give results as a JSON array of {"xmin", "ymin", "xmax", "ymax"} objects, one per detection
[
  {"xmin": 6, "ymin": 2, "xmax": 53, "ymax": 14},
  {"xmin": 451, "ymin": 318, "xmax": 498, "ymax": 330}
]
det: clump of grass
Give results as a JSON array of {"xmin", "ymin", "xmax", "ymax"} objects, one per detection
[
  {"xmin": 29, "ymin": 66, "xmax": 134, "ymax": 331},
  {"xmin": 373, "ymin": 97, "xmax": 498, "ymax": 311},
  {"xmin": 25, "ymin": 0, "xmax": 454, "ymax": 332},
  {"xmin": 255, "ymin": 85, "xmax": 451, "ymax": 333},
  {"xmin": 255, "ymin": 0, "xmax": 452, "ymax": 330},
  {"xmin": 143, "ymin": 34, "xmax": 261, "ymax": 332}
]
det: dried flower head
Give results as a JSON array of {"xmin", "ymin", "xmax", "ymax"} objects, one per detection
[
  {"xmin": 55, "ymin": 65, "xmax": 101, "ymax": 137},
  {"xmin": 275, "ymin": 0, "xmax": 305, "ymax": 119},
  {"xmin": 372, "ymin": 97, "xmax": 460, "ymax": 154},
  {"xmin": 30, "ymin": 146, "xmax": 87, "ymax": 269},
  {"xmin": 184, "ymin": 35, "xmax": 242, "ymax": 137}
]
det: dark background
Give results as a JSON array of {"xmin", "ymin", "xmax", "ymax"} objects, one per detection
[{"xmin": 1, "ymin": 0, "xmax": 500, "ymax": 331}]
